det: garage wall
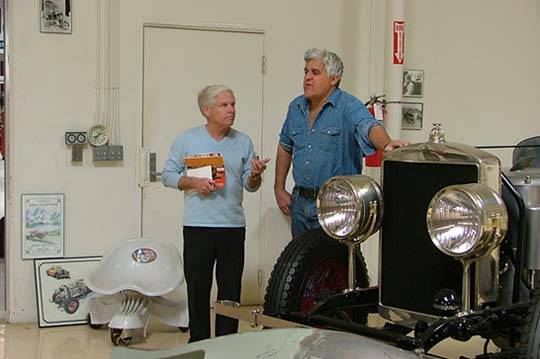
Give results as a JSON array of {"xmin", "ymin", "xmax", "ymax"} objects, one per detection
[
  {"xmin": 5, "ymin": 0, "xmax": 375, "ymax": 322},
  {"xmin": 4, "ymin": 0, "xmax": 540, "ymax": 322},
  {"xmin": 399, "ymin": 0, "xmax": 540, "ymax": 165}
]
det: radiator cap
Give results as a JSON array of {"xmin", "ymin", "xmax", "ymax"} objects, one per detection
[{"xmin": 429, "ymin": 123, "xmax": 446, "ymax": 144}]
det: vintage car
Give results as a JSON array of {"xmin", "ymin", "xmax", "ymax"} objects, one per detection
[
  {"xmin": 51, "ymin": 279, "xmax": 92, "ymax": 314},
  {"xmin": 28, "ymin": 229, "xmax": 47, "ymax": 240},
  {"xmin": 263, "ymin": 126, "xmax": 540, "ymax": 358},
  {"xmin": 46, "ymin": 265, "xmax": 71, "ymax": 279}
]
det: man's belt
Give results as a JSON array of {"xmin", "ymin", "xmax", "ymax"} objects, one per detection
[{"xmin": 297, "ymin": 187, "xmax": 319, "ymax": 201}]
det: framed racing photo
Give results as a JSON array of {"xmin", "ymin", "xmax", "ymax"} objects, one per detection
[
  {"xmin": 34, "ymin": 257, "xmax": 101, "ymax": 327},
  {"xmin": 40, "ymin": 0, "xmax": 72, "ymax": 34},
  {"xmin": 402, "ymin": 102, "xmax": 423, "ymax": 130}
]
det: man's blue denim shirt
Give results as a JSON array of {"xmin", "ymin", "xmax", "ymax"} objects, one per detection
[{"xmin": 279, "ymin": 88, "xmax": 380, "ymax": 190}]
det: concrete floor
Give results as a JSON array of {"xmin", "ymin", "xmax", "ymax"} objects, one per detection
[{"xmin": 1, "ymin": 311, "xmax": 499, "ymax": 359}]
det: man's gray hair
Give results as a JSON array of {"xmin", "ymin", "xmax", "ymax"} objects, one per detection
[
  {"xmin": 304, "ymin": 48, "xmax": 344, "ymax": 78},
  {"xmin": 197, "ymin": 84, "xmax": 234, "ymax": 117}
]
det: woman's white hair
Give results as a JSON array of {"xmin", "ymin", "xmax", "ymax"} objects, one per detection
[
  {"xmin": 304, "ymin": 48, "xmax": 344, "ymax": 78},
  {"xmin": 197, "ymin": 85, "xmax": 234, "ymax": 117}
]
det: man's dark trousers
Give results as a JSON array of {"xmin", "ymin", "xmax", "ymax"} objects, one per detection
[{"xmin": 183, "ymin": 226, "xmax": 245, "ymax": 342}]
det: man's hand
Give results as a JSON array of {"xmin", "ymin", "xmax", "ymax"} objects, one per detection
[
  {"xmin": 191, "ymin": 177, "xmax": 217, "ymax": 196},
  {"xmin": 369, "ymin": 126, "xmax": 409, "ymax": 152},
  {"xmin": 384, "ymin": 139, "xmax": 410, "ymax": 152},
  {"xmin": 249, "ymin": 156, "xmax": 271, "ymax": 188},
  {"xmin": 250, "ymin": 156, "xmax": 271, "ymax": 178},
  {"xmin": 275, "ymin": 188, "xmax": 292, "ymax": 216}
]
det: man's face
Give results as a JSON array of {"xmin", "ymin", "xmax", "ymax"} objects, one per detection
[
  {"xmin": 303, "ymin": 59, "xmax": 339, "ymax": 102},
  {"xmin": 204, "ymin": 91, "xmax": 236, "ymax": 128}
]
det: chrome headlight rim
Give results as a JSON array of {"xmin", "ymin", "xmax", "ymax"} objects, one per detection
[
  {"xmin": 426, "ymin": 183, "xmax": 508, "ymax": 260},
  {"xmin": 316, "ymin": 175, "xmax": 383, "ymax": 242}
]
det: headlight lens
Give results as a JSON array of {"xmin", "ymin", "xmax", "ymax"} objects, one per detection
[
  {"xmin": 426, "ymin": 183, "xmax": 507, "ymax": 259},
  {"xmin": 317, "ymin": 175, "xmax": 383, "ymax": 242}
]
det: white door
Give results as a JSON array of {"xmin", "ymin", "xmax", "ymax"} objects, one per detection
[{"xmin": 141, "ymin": 25, "xmax": 265, "ymax": 304}]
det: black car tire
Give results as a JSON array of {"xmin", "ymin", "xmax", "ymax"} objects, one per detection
[
  {"xmin": 263, "ymin": 228, "xmax": 370, "ymax": 324},
  {"xmin": 64, "ymin": 299, "xmax": 79, "ymax": 314},
  {"xmin": 110, "ymin": 328, "xmax": 132, "ymax": 346}
]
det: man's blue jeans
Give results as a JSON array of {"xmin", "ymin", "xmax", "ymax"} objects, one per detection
[{"xmin": 290, "ymin": 187, "xmax": 320, "ymax": 238}]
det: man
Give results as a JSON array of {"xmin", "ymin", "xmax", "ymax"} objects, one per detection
[
  {"xmin": 275, "ymin": 48, "xmax": 407, "ymax": 238},
  {"xmin": 162, "ymin": 84, "xmax": 270, "ymax": 342}
]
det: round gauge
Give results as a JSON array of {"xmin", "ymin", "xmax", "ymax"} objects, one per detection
[
  {"xmin": 65, "ymin": 133, "xmax": 77, "ymax": 145},
  {"xmin": 76, "ymin": 133, "xmax": 87, "ymax": 144},
  {"xmin": 87, "ymin": 124, "xmax": 109, "ymax": 147}
]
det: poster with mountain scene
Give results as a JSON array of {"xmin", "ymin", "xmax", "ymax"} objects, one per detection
[{"xmin": 22, "ymin": 193, "xmax": 64, "ymax": 259}]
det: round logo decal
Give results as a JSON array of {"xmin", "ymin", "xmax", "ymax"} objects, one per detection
[{"xmin": 132, "ymin": 248, "xmax": 157, "ymax": 264}]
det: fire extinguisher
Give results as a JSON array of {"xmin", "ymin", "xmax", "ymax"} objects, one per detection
[{"xmin": 365, "ymin": 94, "xmax": 385, "ymax": 167}]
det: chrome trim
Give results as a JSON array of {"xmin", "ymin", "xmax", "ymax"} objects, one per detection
[
  {"xmin": 317, "ymin": 175, "xmax": 383, "ymax": 243},
  {"xmin": 426, "ymin": 183, "xmax": 508, "ymax": 260}
]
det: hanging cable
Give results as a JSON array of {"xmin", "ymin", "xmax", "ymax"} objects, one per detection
[
  {"xmin": 92, "ymin": 0, "xmax": 121, "ymax": 149},
  {"xmin": 113, "ymin": 0, "xmax": 121, "ymax": 145},
  {"xmin": 94, "ymin": 0, "xmax": 101, "ymax": 126},
  {"xmin": 104, "ymin": 0, "xmax": 111, "ymax": 137}
]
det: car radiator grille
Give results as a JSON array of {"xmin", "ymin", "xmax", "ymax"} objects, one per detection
[{"xmin": 380, "ymin": 161, "xmax": 479, "ymax": 316}]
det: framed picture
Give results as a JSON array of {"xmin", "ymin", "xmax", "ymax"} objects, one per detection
[
  {"xmin": 22, "ymin": 193, "xmax": 64, "ymax": 259},
  {"xmin": 40, "ymin": 0, "xmax": 72, "ymax": 34},
  {"xmin": 34, "ymin": 257, "xmax": 101, "ymax": 327},
  {"xmin": 403, "ymin": 69, "xmax": 424, "ymax": 97},
  {"xmin": 402, "ymin": 102, "xmax": 424, "ymax": 130}
]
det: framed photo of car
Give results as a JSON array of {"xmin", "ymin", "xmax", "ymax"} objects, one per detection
[
  {"xmin": 40, "ymin": 0, "xmax": 72, "ymax": 34},
  {"xmin": 22, "ymin": 193, "xmax": 64, "ymax": 259},
  {"xmin": 34, "ymin": 256, "xmax": 101, "ymax": 327},
  {"xmin": 401, "ymin": 102, "xmax": 424, "ymax": 130}
]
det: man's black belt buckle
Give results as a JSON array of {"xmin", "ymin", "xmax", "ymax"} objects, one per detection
[{"xmin": 298, "ymin": 187, "xmax": 319, "ymax": 200}]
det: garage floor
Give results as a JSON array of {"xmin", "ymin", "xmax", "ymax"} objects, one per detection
[{"xmin": 1, "ymin": 310, "xmax": 499, "ymax": 359}]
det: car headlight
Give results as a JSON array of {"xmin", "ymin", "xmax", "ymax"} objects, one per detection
[
  {"xmin": 317, "ymin": 175, "xmax": 383, "ymax": 242},
  {"xmin": 426, "ymin": 183, "xmax": 508, "ymax": 260}
]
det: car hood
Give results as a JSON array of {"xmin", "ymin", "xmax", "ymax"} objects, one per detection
[{"xmin": 110, "ymin": 328, "xmax": 435, "ymax": 359}]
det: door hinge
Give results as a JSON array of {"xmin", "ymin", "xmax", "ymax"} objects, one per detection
[
  {"xmin": 257, "ymin": 269, "xmax": 263, "ymax": 286},
  {"xmin": 261, "ymin": 56, "xmax": 266, "ymax": 74}
]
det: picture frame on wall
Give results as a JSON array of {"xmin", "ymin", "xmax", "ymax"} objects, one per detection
[
  {"xmin": 402, "ymin": 102, "xmax": 424, "ymax": 130},
  {"xmin": 403, "ymin": 69, "xmax": 424, "ymax": 98},
  {"xmin": 22, "ymin": 193, "xmax": 64, "ymax": 259},
  {"xmin": 40, "ymin": 0, "xmax": 72, "ymax": 34},
  {"xmin": 34, "ymin": 256, "xmax": 101, "ymax": 327}
]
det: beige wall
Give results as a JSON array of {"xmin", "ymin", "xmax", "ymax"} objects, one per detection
[
  {"xmin": 4, "ymin": 0, "xmax": 540, "ymax": 322},
  {"xmin": 400, "ymin": 0, "xmax": 540, "ymax": 164}
]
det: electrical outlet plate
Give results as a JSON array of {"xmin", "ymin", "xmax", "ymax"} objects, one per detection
[
  {"xmin": 109, "ymin": 145, "xmax": 124, "ymax": 161},
  {"xmin": 93, "ymin": 145, "xmax": 124, "ymax": 161},
  {"xmin": 93, "ymin": 146, "xmax": 109, "ymax": 161}
]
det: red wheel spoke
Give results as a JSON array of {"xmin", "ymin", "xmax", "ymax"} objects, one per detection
[{"xmin": 299, "ymin": 258, "xmax": 348, "ymax": 312}]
